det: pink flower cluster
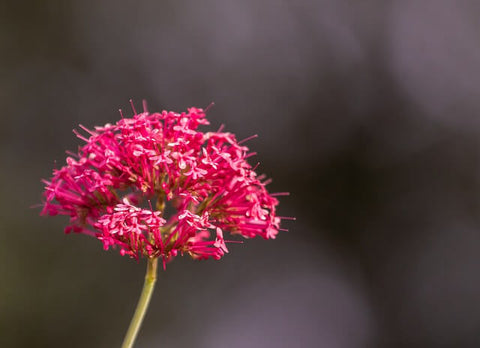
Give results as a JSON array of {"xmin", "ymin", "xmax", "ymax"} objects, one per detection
[{"xmin": 41, "ymin": 104, "xmax": 288, "ymax": 266}]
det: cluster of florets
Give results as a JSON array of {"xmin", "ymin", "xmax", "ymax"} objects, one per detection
[{"xmin": 41, "ymin": 104, "xmax": 287, "ymax": 267}]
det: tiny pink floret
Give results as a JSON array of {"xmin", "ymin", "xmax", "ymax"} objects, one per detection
[{"xmin": 41, "ymin": 105, "xmax": 286, "ymax": 266}]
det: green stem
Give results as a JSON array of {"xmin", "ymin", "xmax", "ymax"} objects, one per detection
[{"xmin": 121, "ymin": 257, "xmax": 158, "ymax": 348}]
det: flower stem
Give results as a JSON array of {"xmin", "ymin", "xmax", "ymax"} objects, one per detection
[{"xmin": 121, "ymin": 257, "xmax": 158, "ymax": 348}]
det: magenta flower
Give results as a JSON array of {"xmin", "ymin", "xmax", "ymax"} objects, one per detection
[{"xmin": 41, "ymin": 103, "xmax": 287, "ymax": 268}]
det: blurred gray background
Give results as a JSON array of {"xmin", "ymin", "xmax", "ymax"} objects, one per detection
[{"xmin": 2, "ymin": 1, "xmax": 480, "ymax": 347}]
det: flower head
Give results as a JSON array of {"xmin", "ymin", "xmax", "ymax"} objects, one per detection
[{"xmin": 41, "ymin": 103, "xmax": 288, "ymax": 267}]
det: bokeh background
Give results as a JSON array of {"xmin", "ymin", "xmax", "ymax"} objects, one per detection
[{"xmin": 2, "ymin": 1, "xmax": 480, "ymax": 347}]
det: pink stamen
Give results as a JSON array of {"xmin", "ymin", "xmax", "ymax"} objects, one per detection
[
  {"xmin": 129, "ymin": 99, "xmax": 137, "ymax": 115},
  {"xmin": 238, "ymin": 134, "xmax": 258, "ymax": 145}
]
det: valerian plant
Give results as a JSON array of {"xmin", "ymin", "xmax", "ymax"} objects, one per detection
[{"xmin": 41, "ymin": 101, "xmax": 291, "ymax": 347}]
